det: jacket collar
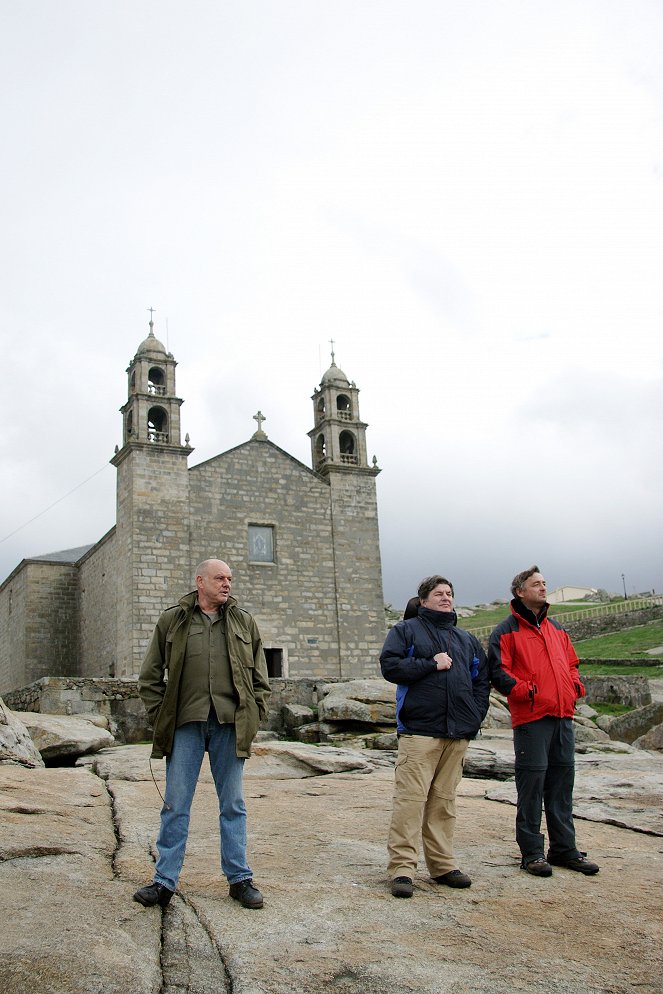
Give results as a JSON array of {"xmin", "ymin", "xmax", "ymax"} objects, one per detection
[
  {"xmin": 177, "ymin": 589, "xmax": 238, "ymax": 612},
  {"xmin": 511, "ymin": 596, "xmax": 548, "ymax": 629}
]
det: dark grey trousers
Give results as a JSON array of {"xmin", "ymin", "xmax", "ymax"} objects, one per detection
[{"xmin": 513, "ymin": 716, "xmax": 579, "ymax": 865}]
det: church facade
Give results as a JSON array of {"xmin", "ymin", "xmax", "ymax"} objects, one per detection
[{"xmin": 0, "ymin": 323, "xmax": 386, "ymax": 695}]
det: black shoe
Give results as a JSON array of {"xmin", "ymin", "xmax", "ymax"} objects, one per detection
[
  {"xmin": 434, "ymin": 869, "xmax": 472, "ymax": 888},
  {"xmin": 547, "ymin": 852, "xmax": 599, "ymax": 875},
  {"xmin": 521, "ymin": 858, "xmax": 553, "ymax": 877},
  {"xmin": 133, "ymin": 882, "xmax": 174, "ymax": 907},
  {"xmin": 229, "ymin": 879, "xmax": 264, "ymax": 909},
  {"xmin": 391, "ymin": 876, "xmax": 414, "ymax": 898}
]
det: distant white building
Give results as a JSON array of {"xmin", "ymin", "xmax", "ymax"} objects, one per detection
[{"xmin": 547, "ymin": 585, "xmax": 597, "ymax": 604}]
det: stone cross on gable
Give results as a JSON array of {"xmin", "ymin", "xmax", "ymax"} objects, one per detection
[{"xmin": 252, "ymin": 410, "xmax": 267, "ymax": 439}]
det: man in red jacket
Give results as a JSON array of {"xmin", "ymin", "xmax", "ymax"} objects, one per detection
[{"xmin": 488, "ymin": 566, "xmax": 599, "ymax": 877}]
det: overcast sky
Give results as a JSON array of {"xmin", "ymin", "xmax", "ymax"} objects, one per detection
[{"xmin": 1, "ymin": 0, "xmax": 662, "ymax": 610}]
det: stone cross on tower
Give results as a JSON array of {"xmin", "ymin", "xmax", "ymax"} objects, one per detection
[
  {"xmin": 252, "ymin": 410, "xmax": 267, "ymax": 439},
  {"xmin": 328, "ymin": 338, "xmax": 336, "ymax": 365}
]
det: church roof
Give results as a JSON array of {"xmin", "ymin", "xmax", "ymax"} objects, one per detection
[
  {"xmin": 321, "ymin": 361, "xmax": 350, "ymax": 385},
  {"xmin": 30, "ymin": 545, "xmax": 95, "ymax": 564},
  {"xmin": 136, "ymin": 329, "xmax": 168, "ymax": 357}
]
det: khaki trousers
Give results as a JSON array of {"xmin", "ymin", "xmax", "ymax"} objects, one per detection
[{"xmin": 387, "ymin": 734, "xmax": 468, "ymax": 879}]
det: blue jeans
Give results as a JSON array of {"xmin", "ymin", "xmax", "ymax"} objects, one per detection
[{"xmin": 154, "ymin": 712, "xmax": 252, "ymax": 890}]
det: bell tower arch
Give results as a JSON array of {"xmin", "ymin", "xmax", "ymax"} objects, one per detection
[{"xmin": 110, "ymin": 314, "xmax": 193, "ymax": 677}]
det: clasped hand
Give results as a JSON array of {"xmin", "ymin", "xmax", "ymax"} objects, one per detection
[{"xmin": 434, "ymin": 652, "xmax": 452, "ymax": 671}]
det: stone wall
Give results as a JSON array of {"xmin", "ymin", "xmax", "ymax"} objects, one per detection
[
  {"xmin": 564, "ymin": 605, "xmax": 663, "ymax": 642},
  {"xmin": 328, "ymin": 470, "xmax": 386, "ymax": 679},
  {"xmin": 0, "ymin": 561, "xmax": 79, "ymax": 695},
  {"xmin": 4, "ymin": 676, "xmax": 337, "ymax": 742},
  {"xmin": 113, "ymin": 443, "xmax": 192, "ymax": 679},
  {"xmin": 0, "ymin": 565, "xmax": 27, "ymax": 694},
  {"xmin": 189, "ymin": 439, "xmax": 347, "ymax": 680},
  {"xmin": 79, "ymin": 530, "xmax": 117, "ymax": 678},
  {"xmin": 4, "ymin": 676, "xmax": 150, "ymax": 744}
]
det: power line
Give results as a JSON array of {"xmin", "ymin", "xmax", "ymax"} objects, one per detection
[{"xmin": 0, "ymin": 463, "xmax": 112, "ymax": 545}]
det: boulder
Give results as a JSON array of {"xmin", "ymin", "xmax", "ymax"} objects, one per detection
[
  {"xmin": 600, "ymin": 701, "xmax": 663, "ymax": 745},
  {"xmin": 633, "ymin": 722, "xmax": 663, "ymax": 751},
  {"xmin": 318, "ymin": 679, "xmax": 396, "ymax": 724},
  {"xmin": 282, "ymin": 703, "xmax": 316, "ymax": 731},
  {"xmin": 0, "ymin": 697, "xmax": 44, "ymax": 768},
  {"xmin": 15, "ymin": 711, "xmax": 115, "ymax": 761},
  {"xmin": 247, "ymin": 739, "xmax": 374, "ymax": 777},
  {"xmin": 572, "ymin": 722, "xmax": 611, "ymax": 744}
]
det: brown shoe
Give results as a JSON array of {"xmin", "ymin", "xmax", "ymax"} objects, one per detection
[
  {"xmin": 521, "ymin": 858, "xmax": 553, "ymax": 877},
  {"xmin": 434, "ymin": 869, "xmax": 472, "ymax": 888}
]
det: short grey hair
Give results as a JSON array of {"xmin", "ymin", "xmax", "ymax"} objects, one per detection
[
  {"xmin": 511, "ymin": 565, "xmax": 541, "ymax": 598},
  {"xmin": 418, "ymin": 575, "xmax": 454, "ymax": 600}
]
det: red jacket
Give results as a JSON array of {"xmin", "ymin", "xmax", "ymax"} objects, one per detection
[{"xmin": 488, "ymin": 600, "xmax": 584, "ymax": 728}]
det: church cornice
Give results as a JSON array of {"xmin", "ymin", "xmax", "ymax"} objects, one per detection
[{"xmin": 111, "ymin": 440, "xmax": 193, "ymax": 467}]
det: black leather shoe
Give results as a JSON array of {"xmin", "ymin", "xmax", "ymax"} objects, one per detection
[
  {"xmin": 434, "ymin": 869, "xmax": 472, "ymax": 888},
  {"xmin": 391, "ymin": 876, "xmax": 414, "ymax": 898},
  {"xmin": 229, "ymin": 879, "xmax": 264, "ymax": 909},
  {"xmin": 133, "ymin": 882, "xmax": 174, "ymax": 907}
]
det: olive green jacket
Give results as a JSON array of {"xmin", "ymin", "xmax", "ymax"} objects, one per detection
[{"xmin": 138, "ymin": 591, "xmax": 271, "ymax": 759}]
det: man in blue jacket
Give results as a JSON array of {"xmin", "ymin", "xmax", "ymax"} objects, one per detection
[{"xmin": 380, "ymin": 575, "xmax": 490, "ymax": 898}]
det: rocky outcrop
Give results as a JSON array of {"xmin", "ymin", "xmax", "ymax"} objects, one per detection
[
  {"xmin": 0, "ymin": 697, "xmax": 44, "ymax": 768},
  {"xmin": 2, "ymin": 741, "xmax": 663, "ymax": 994},
  {"xmin": 14, "ymin": 711, "xmax": 115, "ymax": 762},
  {"xmin": 633, "ymin": 723, "xmax": 663, "ymax": 751},
  {"xmin": 596, "ymin": 701, "xmax": 663, "ymax": 744}
]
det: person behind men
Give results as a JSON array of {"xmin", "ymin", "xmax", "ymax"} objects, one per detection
[
  {"xmin": 488, "ymin": 565, "xmax": 599, "ymax": 877},
  {"xmin": 133, "ymin": 559, "xmax": 271, "ymax": 909},
  {"xmin": 380, "ymin": 575, "xmax": 490, "ymax": 898}
]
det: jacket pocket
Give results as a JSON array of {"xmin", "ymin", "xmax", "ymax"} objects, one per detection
[{"xmin": 234, "ymin": 631, "xmax": 255, "ymax": 667}]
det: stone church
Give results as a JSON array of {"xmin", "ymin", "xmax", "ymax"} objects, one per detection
[{"xmin": 0, "ymin": 322, "xmax": 386, "ymax": 695}]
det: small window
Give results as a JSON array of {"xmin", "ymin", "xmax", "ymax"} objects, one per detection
[
  {"xmin": 265, "ymin": 648, "xmax": 283, "ymax": 678},
  {"xmin": 248, "ymin": 525, "xmax": 274, "ymax": 563}
]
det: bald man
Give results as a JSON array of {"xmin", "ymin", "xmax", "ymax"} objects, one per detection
[{"xmin": 134, "ymin": 559, "xmax": 271, "ymax": 909}]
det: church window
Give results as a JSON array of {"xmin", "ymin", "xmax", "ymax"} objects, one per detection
[
  {"xmin": 147, "ymin": 407, "xmax": 168, "ymax": 443},
  {"xmin": 316, "ymin": 396, "xmax": 325, "ymax": 421},
  {"xmin": 339, "ymin": 430, "xmax": 358, "ymax": 465},
  {"xmin": 148, "ymin": 366, "xmax": 166, "ymax": 396},
  {"xmin": 248, "ymin": 525, "xmax": 274, "ymax": 563},
  {"xmin": 336, "ymin": 394, "xmax": 352, "ymax": 421},
  {"xmin": 127, "ymin": 410, "xmax": 133, "ymax": 436}
]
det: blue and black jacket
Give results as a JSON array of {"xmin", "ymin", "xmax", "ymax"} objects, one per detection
[{"xmin": 380, "ymin": 608, "xmax": 490, "ymax": 739}]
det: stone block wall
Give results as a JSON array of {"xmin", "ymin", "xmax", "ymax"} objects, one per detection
[
  {"xmin": 189, "ymin": 440, "xmax": 345, "ymax": 680},
  {"xmin": 564, "ymin": 606, "xmax": 663, "ymax": 642},
  {"xmin": 4, "ymin": 676, "xmax": 151, "ymax": 744},
  {"xmin": 0, "ymin": 565, "xmax": 27, "ymax": 694},
  {"xmin": 0, "ymin": 562, "xmax": 79, "ymax": 694},
  {"xmin": 114, "ymin": 444, "xmax": 192, "ymax": 677},
  {"xmin": 328, "ymin": 471, "xmax": 386, "ymax": 678},
  {"xmin": 4, "ymin": 676, "xmax": 334, "ymax": 742},
  {"xmin": 79, "ymin": 530, "xmax": 117, "ymax": 677}
]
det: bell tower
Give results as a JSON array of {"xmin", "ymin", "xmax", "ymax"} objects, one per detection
[
  {"xmin": 308, "ymin": 342, "xmax": 378, "ymax": 475},
  {"xmin": 308, "ymin": 345, "xmax": 385, "ymax": 677},
  {"xmin": 111, "ymin": 315, "xmax": 193, "ymax": 677}
]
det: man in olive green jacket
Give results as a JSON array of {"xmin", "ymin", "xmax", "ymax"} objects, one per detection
[{"xmin": 133, "ymin": 559, "xmax": 271, "ymax": 910}]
